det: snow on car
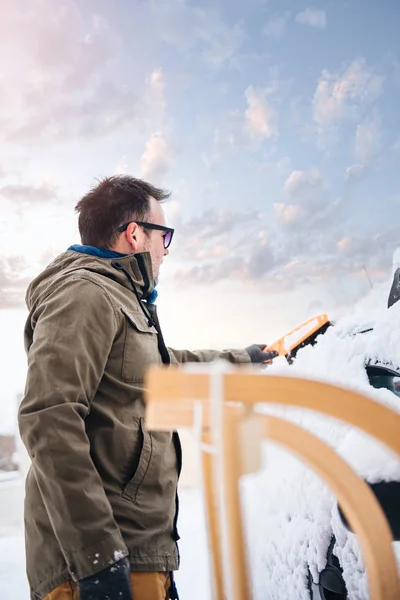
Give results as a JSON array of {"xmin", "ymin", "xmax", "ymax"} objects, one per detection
[{"xmin": 241, "ymin": 275, "xmax": 400, "ymax": 599}]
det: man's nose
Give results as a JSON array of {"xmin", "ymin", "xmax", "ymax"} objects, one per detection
[{"xmin": 164, "ymin": 247, "xmax": 169, "ymax": 256}]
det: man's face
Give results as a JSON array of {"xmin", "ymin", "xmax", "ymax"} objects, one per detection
[{"xmin": 137, "ymin": 197, "xmax": 170, "ymax": 283}]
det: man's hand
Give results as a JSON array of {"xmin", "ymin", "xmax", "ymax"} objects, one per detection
[
  {"xmin": 246, "ymin": 344, "xmax": 279, "ymax": 364},
  {"xmin": 78, "ymin": 557, "xmax": 132, "ymax": 600}
]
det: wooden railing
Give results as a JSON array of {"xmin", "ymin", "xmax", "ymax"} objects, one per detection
[{"xmin": 144, "ymin": 365, "xmax": 400, "ymax": 600}]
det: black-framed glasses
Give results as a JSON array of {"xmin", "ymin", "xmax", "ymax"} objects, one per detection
[{"xmin": 117, "ymin": 221, "xmax": 174, "ymax": 249}]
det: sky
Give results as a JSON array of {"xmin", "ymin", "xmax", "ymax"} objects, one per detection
[{"xmin": 1, "ymin": 0, "xmax": 400, "ymax": 422}]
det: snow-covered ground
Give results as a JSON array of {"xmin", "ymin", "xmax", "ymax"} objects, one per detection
[
  {"xmin": 1, "ymin": 274, "xmax": 400, "ymax": 599},
  {"xmin": 0, "ymin": 479, "xmax": 211, "ymax": 600}
]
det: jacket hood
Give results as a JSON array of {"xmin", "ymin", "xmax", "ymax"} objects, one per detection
[{"xmin": 26, "ymin": 250, "xmax": 155, "ymax": 311}]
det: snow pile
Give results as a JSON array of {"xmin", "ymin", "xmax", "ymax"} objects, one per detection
[
  {"xmin": 242, "ymin": 301, "xmax": 400, "ymax": 599},
  {"xmin": 0, "ymin": 484, "xmax": 211, "ymax": 600}
]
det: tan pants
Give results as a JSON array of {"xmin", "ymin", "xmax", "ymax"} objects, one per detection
[{"xmin": 44, "ymin": 572, "xmax": 171, "ymax": 600}]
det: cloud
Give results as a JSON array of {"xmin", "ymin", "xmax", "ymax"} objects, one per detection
[
  {"xmin": 0, "ymin": 256, "xmax": 30, "ymax": 308},
  {"xmin": 335, "ymin": 231, "xmax": 400, "ymax": 274},
  {"xmin": 264, "ymin": 9, "xmax": 325, "ymax": 40},
  {"xmin": 169, "ymin": 196, "xmax": 399, "ymax": 301},
  {"xmin": 146, "ymin": 68, "xmax": 167, "ymax": 123},
  {"xmin": 3, "ymin": 69, "xmax": 168, "ymax": 144},
  {"xmin": 5, "ymin": 80, "xmax": 139, "ymax": 144},
  {"xmin": 0, "ymin": 4, "xmax": 114, "ymax": 99},
  {"xmin": 262, "ymin": 17, "xmax": 287, "ymax": 40},
  {"xmin": 140, "ymin": 134, "xmax": 171, "ymax": 180},
  {"xmin": 343, "ymin": 116, "xmax": 381, "ymax": 184},
  {"xmin": 139, "ymin": 68, "xmax": 173, "ymax": 181},
  {"xmin": 169, "ymin": 207, "xmax": 264, "ymax": 271},
  {"xmin": 0, "ymin": 158, "xmax": 26, "ymax": 180},
  {"xmin": 244, "ymin": 86, "xmax": 279, "ymax": 139},
  {"xmin": 0, "ymin": 182, "xmax": 57, "ymax": 207},
  {"xmin": 177, "ymin": 207, "xmax": 261, "ymax": 247},
  {"xmin": 172, "ymin": 170, "xmax": 340, "ymax": 287},
  {"xmin": 173, "ymin": 257, "xmax": 247, "ymax": 285},
  {"xmin": 313, "ymin": 59, "xmax": 383, "ymax": 127},
  {"xmin": 248, "ymin": 242, "xmax": 275, "ymax": 277},
  {"xmin": 283, "ymin": 167, "xmax": 326, "ymax": 204},
  {"xmin": 0, "ymin": 1, "xmax": 87, "ymax": 70},
  {"xmin": 354, "ymin": 117, "xmax": 381, "ymax": 165},
  {"xmin": 295, "ymin": 8, "xmax": 326, "ymax": 29},
  {"xmin": 269, "ymin": 168, "xmax": 400, "ymax": 298},
  {"xmin": 63, "ymin": 15, "xmax": 114, "ymax": 89},
  {"xmin": 172, "ymin": 240, "xmax": 276, "ymax": 285},
  {"xmin": 166, "ymin": 165, "xmax": 399, "ymax": 300},
  {"xmin": 345, "ymin": 164, "xmax": 365, "ymax": 185},
  {"xmin": 188, "ymin": 208, "xmax": 261, "ymax": 236},
  {"xmin": 163, "ymin": 200, "xmax": 182, "ymax": 224},
  {"xmin": 271, "ymin": 169, "xmax": 345, "ymax": 270},
  {"xmin": 203, "ymin": 84, "xmax": 280, "ymax": 167},
  {"xmin": 149, "ymin": 0, "xmax": 245, "ymax": 68},
  {"xmin": 115, "ymin": 156, "xmax": 128, "ymax": 175},
  {"xmin": 273, "ymin": 202, "xmax": 304, "ymax": 227},
  {"xmin": 0, "ymin": 4, "xmax": 166, "ymax": 144},
  {"xmin": 167, "ymin": 194, "xmax": 343, "ymax": 289}
]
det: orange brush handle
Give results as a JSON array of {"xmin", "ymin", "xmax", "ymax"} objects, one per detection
[{"xmin": 264, "ymin": 313, "xmax": 330, "ymax": 358}]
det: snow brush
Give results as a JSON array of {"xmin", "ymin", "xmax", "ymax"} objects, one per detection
[{"xmin": 263, "ymin": 313, "xmax": 332, "ymax": 364}]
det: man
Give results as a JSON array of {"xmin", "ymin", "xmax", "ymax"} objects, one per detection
[{"xmin": 18, "ymin": 175, "xmax": 277, "ymax": 600}]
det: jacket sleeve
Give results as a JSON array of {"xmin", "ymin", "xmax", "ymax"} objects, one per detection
[
  {"xmin": 168, "ymin": 347, "xmax": 251, "ymax": 364},
  {"xmin": 18, "ymin": 276, "xmax": 128, "ymax": 581}
]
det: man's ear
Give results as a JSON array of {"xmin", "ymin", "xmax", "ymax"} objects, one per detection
[{"xmin": 126, "ymin": 222, "xmax": 139, "ymax": 252}]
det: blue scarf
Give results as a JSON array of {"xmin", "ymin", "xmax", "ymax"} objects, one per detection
[{"xmin": 67, "ymin": 244, "xmax": 158, "ymax": 304}]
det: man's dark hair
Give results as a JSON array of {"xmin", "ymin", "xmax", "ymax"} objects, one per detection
[{"xmin": 75, "ymin": 175, "xmax": 171, "ymax": 248}]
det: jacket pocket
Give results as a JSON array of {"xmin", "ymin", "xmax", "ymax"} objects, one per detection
[
  {"xmin": 122, "ymin": 418, "xmax": 153, "ymax": 503},
  {"xmin": 121, "ymin": 309, "xmax": 160, "ymax": 383}
]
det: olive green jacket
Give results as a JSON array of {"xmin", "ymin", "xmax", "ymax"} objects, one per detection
[{"xmin": 18, "ymin": 250, "xmax": 250, "ymax": 599}]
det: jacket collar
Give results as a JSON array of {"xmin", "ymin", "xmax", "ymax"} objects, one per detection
[
  {"xmin": 64, "ymin": 247, "xmax": 155, "ymax": 300},
  {"xmin": 111, "ymin": 252, "xmax": 155, "ymax": 300},
  {"xmin": 67, "ymin": 244, "xmax": 127, "ymax": 259}
]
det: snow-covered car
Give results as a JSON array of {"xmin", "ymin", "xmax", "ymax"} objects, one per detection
[{"xmin": 242, "ymin": 270, "xmax": 400, "ymax": 600}]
